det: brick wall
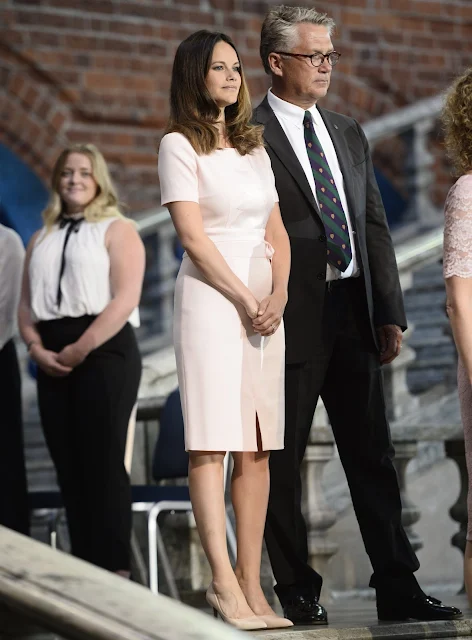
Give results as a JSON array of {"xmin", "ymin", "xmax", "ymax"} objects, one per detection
[{"xmin": 1, "ymin": 0, "xmax": 471, "ymax": 213}]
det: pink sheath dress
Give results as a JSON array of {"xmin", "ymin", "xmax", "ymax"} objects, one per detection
[
  {"xmin": 158, "ymin": 132, "xmax": 285, "ymax": 452},
  {"xmin": 443, "ymin": 174, "xmax": 472, "ymax": 540}
]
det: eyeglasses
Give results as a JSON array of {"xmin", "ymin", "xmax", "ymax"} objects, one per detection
[{"xmin": 275, "ymin": 51, "xmax": 341, "ymax": 67}]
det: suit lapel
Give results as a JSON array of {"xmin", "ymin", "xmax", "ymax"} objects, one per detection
[
  {"xmin": 255, "ymin": 98, "xmax": 321, "ymax": 221},
  {"xmin": 318, "ymin": 108, "xmax": 359, "ymax": 223}
]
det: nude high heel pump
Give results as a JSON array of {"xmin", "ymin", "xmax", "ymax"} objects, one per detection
[
  {"xmin": 257, "ymin": 615, "xmax": 294, "ymax": 629},
  {"xmin": 206, "ymin": 584, "xmax": 268, "ymax": 631}
]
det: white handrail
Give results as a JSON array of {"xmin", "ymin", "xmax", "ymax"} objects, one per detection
[
  {"xmin": 135, "ymin": 207, "xmax": 171, "ymax": 237},
  {"xmin": 396, "ymin": 227, "xmax": 443, "ymax": 271},
  {"xmin": 363, "ymin": 94, "xmax": 444, "ymax": 144}
]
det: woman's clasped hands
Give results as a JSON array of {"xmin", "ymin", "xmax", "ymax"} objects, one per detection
[
  {"xmin": 30, "ymin": 341, "xmax": 89, "ymax": 377},
  {"xmin": 244, "ymin": 291, "xmax": 287, "ymax": 336}
]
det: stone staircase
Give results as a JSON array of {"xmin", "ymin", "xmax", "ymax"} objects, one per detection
[{"xmin": 403, "ymin": 259, "xmax": 457, "ymax": 396}]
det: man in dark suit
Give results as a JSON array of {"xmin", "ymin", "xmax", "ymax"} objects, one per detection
[{"xmin": 254, "ymin": 5, "xmax": 460, "ymax": 625}]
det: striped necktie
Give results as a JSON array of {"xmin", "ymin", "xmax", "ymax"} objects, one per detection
[{"xmin": 303, "ymin": 111, "xmax": 352, "ymax": 272}]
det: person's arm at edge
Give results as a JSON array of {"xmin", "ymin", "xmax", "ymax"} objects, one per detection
[
  {"xmin": 446, "ymin": 276, "xmax": 472, "ymax": 385},
  {"xmin": 0, "ymin": 229, "xmax": 25, "ymax": 349}
]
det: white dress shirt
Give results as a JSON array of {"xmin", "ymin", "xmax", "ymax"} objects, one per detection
[
  {"xmin": 267, "ymin": 89, "xmax": 359, "ymax": 281},
  {"xmin": 0, "ymin": 224, "xmax": 25, "ymax": 350}
]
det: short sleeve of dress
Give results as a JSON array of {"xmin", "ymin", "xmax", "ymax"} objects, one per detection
[
  {"xmin": 443, "ymin": 176, "xmax": 472, "ymax": 279},
  {"xmin": 158, "ymin": 132, "xmax": 199, "ymax": 205},
  {"xmin": 261, "ymin": 147, "xmax": 279, "ymax": 203}
]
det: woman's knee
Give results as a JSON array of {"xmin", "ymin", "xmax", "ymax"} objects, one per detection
[
  {"xmin": 232, "ymin": 450, "xmax": 270, "ymax": 474},
  {"xmin": 189, "ymin": 450, "xmax": 226, "ymax": 468}
]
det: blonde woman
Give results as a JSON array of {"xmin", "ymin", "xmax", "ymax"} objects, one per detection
[
  {"xmin": 443, "ymin": 68, "xmax": 472, "ymax": 603},
  {"xmin": 158, "ymin": 31, "xmax": 291, "ymax": 629},
  {"xmin": 18, "ymin": 144, "xmax": 145, "ymax": 575}
]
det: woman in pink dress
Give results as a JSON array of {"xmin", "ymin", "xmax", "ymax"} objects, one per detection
[
  {"xmin": 158, "ymin": 31, "xmax": 291, "ymax": 629},
  {"xmin": 443, "ymin": 67, "xmax": 472, "ymax": 603}
]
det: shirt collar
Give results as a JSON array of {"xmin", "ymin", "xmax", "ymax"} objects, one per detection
[{"xmin": 267, "ymin": 89, "xmax": 322, "ymax": 129}]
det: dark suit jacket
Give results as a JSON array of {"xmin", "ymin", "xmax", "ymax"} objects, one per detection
[{"xmin": 253, "ymin": 96, "xmax": 407, "ymax": 365}]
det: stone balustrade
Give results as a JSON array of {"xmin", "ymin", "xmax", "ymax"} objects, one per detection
[{"xmin": 301, "ymin": 391, "xmax": 466, "ymax": 599}]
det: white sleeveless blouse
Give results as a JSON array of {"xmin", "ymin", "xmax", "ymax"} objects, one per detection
[{"xmin": 29, "ymin": 217, "xmax": 140, "ymax": 327}]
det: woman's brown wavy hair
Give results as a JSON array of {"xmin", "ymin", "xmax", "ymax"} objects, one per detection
[
  {"xmin": 442, "ymin": 68, "xmax": 472, "ymax": 176},
  {"xmin": 165, "ymin": 30, "xmax": 264, "ymax": 156}
]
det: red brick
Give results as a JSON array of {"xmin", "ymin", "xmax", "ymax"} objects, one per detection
[
  {"xmin": 138, "ymin": 41, "xmax": 166, "ymax": 57},
  {"xmin": 429, "ymin": 19, "xmax": 456, "ymax": 34},
  {"xmin": 22, "ymin": 85, "xmax": 40, "ymax": 108},
  {"xmin": 84, "ymin": 71, "xmax": 122, "ymax": 90},
  {"xmin": 121, "ymin": 75, "xmax": 156, "ymax": 92},
  {"xmin": 8, "ymin": 74, "xmax": 27, "ymax": 99},
  {"xmin": 397, "ymin": 16, "xmax": 426, "ymax": 31},
  {"xmin": 35, "ymin": 97, "xmax": 53, "ymax": 120},
  {"xmin": 209, "ymin": 0, "xmax": 237, "ymax": 8},
  {"xmin": 118, "ymin": 2, "xmax": 163, "ymax": 19},
  {"xmin": 28, "ymin": 31, "xmax": 61, "ymax": 47},
  {"xmin": 349, "ymin": 29, "xmax": 379, "ymax": 44},
  {"xmin": 110, "ymin": 21, "xmax": 154, "ymax": 37},
  {"xmin": 65, "ymin": 34, "xmax": 101, "ymax": 50},
  {"xmin": 15, "ymin": 9, "xmax": 86, "ymax": 29},
  {"xmin": 2, "ymin": 0, "xmax": 468, "ymax": 214},
  {"xmin": 340, "ymin": 9, "xmax": 365, "ymax": 26},
  {"xmin": 102, "ymin": 37, "xmax": 134, "ymax": 53}
]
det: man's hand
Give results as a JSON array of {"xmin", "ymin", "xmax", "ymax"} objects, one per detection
[
  {"xmin": 376, "ymin": 324, "xmax": 403, "ymax": 365},
  {"xmin": 57, "ymin": 342, "xmax": 89, "ymax": 369}
]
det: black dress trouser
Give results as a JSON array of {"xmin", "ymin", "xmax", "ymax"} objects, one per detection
[
  {"xmin": 37, "ymin": 316, "xmax": 141, "ymax": 572},
  {"xmin": 264, "ymin": 277, "xmax": 420, "ymax": 597},
  {"xmin": 0, "ymin": 339, "xmax": 29, "ymax": 535}
]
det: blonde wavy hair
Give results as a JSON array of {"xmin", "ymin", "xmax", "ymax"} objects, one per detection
[
  {"xmin": 42, "ymin": 143, "xmax": 124, "ymax": 230},
  {"xmin": 165, "ymin": 30, "xmax": 264, "ymax": 156},
  {"xmin": 442, "ymin": 68, "xmax": 472, "ymax": 176}
]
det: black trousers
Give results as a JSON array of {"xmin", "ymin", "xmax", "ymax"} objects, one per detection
[
  {"xmin": 0, "ymin": 339, "xmax": 29, "ymax": 535},
  {"xmin": 37, "ymin": 316, "xmax": 141, "ymax": 572},
  {"xmin": 265, "ymin": 277, "xmax": 420, "ymax": 598}
]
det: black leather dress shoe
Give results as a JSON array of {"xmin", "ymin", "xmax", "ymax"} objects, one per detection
[
  {"xmin": 377, "ymin": 592, "xmax": 463, "ymax": 621},
  {"xmin": 282, "ymin": 593, "xmax": 328, "ymax": 625}
]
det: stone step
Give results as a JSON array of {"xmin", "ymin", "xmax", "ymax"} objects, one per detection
[
  {"xmin": 406, "ymin": 314, "xmax": 449, "ymax": 329},
  {"xmin": 404, "ymin": 290, "xmax": 447, "ymax": 310},
  {"xmin": 407, "ymin": 369, "xmax": 452, "ymax": 394},
  {"xmin": 409, "ymin": 334, "xmax": 453, "ymax": 348},
  {"xmin": 250, "ymin": 596, "xmax": 470, "ymax": 639}
]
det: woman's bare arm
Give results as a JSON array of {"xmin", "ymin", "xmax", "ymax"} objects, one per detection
[{"xmin": 168, "ymin": 200, "xmax": 259, "ymax": 318}]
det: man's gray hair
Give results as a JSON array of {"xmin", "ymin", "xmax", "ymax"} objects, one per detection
[{"xmin": 260, "ymin": 5, "xmax": 336, "ymax": 74}]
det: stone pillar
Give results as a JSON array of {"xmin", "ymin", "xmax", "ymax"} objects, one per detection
[
  {"xmin": 383, "ymin": 327, "xmax": 420, "ymax": 422},
  {"xmin": 402, "ymin": 119, "xmax": 441, "ymax": 228},
  {"xmin": 303, "ymin": 418, "xmax": 339, "ymax": 600},
  {"xmin": 303, "ymin": 441, "xmax": 339, "ymax": 577},
  {"xmin": 445, "ymin": 439, "xmax": 468, "ymax": 559},
  {"xmin": 392, "ymin": 440, "xmax": 423, "ymax": 551}
]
